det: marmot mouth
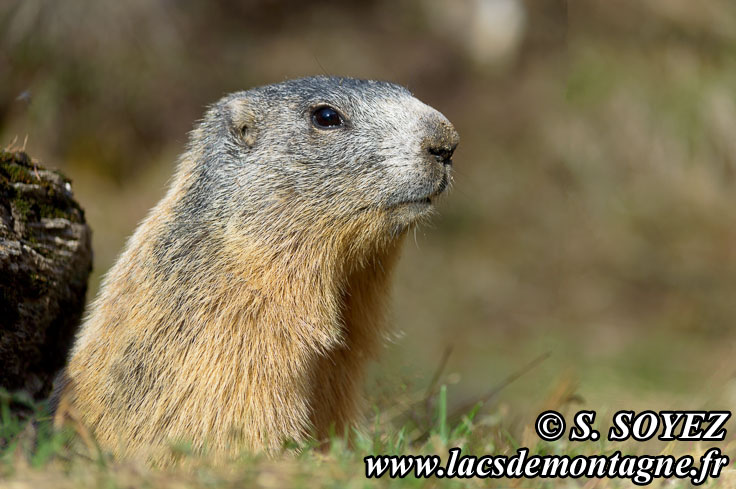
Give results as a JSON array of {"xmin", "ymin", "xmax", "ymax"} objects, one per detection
[
  {"xmin": 392, "ymin": 174, "xmax": 448, "ymax": 208},
  {"xmin": 396, "ymin": 196, "xmax": 432, "ymax": 207}
]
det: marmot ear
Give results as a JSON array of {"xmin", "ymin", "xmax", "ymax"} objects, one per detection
[{"xmin": 225, "ymin": 98, "xmax": 258, "ymax": 148}]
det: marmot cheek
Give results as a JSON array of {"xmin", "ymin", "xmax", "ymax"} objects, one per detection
[{"xmin": 436, "ymin": 174, "xmax": 449, "ymax": 195}]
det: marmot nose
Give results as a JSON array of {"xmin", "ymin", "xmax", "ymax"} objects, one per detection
[
  {"xmin": 428, "ymin": 145, "xmax": 457, "ymax": 166},
  {"xmin": 424, "ymin": 120, "xmax": 459, "ymax": 166}
]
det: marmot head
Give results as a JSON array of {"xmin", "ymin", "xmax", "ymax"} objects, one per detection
[{"xmin": 177, "ymin": 76, "xmax": 458, "ymax": 260}]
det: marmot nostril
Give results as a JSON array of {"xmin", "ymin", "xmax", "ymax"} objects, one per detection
[
  {"xmin": 425, "ymin": 123, "xmax": 459, "ymax": 166},
  {"xmin": 428, "ymin": 144, "xmax": 457, "ymax": 165}
]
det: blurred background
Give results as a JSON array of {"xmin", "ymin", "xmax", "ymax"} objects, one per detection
[{"xmin": 2, "ymin": 0, "xmax": 736, "ymax": 440}]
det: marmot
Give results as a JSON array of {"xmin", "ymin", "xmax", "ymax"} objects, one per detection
[{"xmin": 53, "ymin": 76, "xmax": 459, "ymax": 463}]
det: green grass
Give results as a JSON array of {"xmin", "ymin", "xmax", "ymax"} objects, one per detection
[{"xmin": 2, "ymin": 386, "xmax": 734, "ymax": 489}]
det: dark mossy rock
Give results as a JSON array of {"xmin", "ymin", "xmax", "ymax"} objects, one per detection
[{"xmin": 0, "ymin": 150, "xmax": 92, "ymax": 400}]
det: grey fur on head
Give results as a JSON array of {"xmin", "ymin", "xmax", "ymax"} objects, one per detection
[{"xmin": 173, "ymin": 76, "xmax": 458, "ymax": 242}]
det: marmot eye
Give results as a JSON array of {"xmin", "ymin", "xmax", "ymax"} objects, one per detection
[{"xmin": 312, "ymin": 106, "xmax": 344, "ymax": 129}]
